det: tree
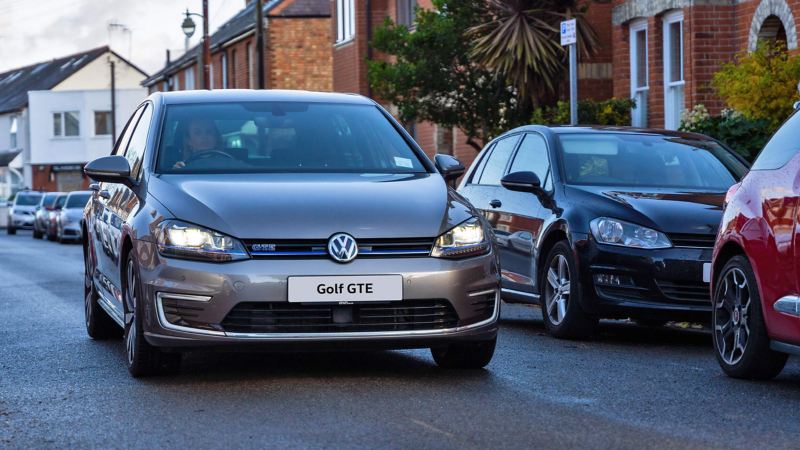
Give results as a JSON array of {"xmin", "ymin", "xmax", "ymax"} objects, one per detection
[
  {"xmin": 468, "ymin": 0, "xmax": 598, "ymax": 110},
  {"xmin": 368, "ymin": 0, "xmax": 520, "ymax": 151},
  {"xmin": 713, "ymin": 41, "xmax": 800, "ymax": 130}
]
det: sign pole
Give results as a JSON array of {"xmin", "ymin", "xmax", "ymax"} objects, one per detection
[
  {"xmin": 569, "ymin": 43, "xmax": 577, "ymax": 125},
  {"xmin": 560, "ymin": 18, "xmax": 578, "ymax": 126}
]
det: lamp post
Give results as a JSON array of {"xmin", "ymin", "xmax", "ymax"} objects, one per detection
[{"xmin": 181, "ymin": 1, "xmax": 210, "ymax": 89}]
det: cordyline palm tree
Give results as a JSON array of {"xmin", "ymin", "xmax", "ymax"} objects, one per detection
[{"xmin": 469, "ymin": 0, "xmax": 599, "ymax": 113}]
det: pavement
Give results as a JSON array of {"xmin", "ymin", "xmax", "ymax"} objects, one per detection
[{"xmin": 1, "ymin": 229, "xmax": 799, "ymax": 449}]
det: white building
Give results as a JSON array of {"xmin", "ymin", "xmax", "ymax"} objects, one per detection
[{"xmin": 0, "ymin": 46, "xmax": 147, "ymax": 196}]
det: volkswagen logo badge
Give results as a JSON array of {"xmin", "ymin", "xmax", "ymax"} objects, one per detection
[{"xmin": 327, "ymin": 233, "xmax": 358, "ymax": 263}]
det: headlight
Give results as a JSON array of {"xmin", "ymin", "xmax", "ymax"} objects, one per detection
[
  {"xmin": 589, "ymin": 217, "xmax": 671, "ymax": 249},
  {"xmin": 156, "ymin": 220, "xmax": 249, "ymax": 262},
  {"xmin": 431, "ymin": 216, "xmax": 490, "ymax": 258}
]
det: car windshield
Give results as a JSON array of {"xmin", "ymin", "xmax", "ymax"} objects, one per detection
[
  {"xmin": 42, "ymin": 193, "xmax": 60, "ymax": 207},
  {"xmin": 65, "ymin": 193, "xmax": 90, "ymax": 208},
  {"xmin": 55, "ymin": 196, "xmax": 66, "ymax": 208},
  {"xmin": 558, "ymin": 133, "xmax": 748, "ymax": 190},
  {"xmin": 15, "ymin": 193, "xmax": 42, "ymax": 206},
  {"xmin": 155, "ymin": 101, "xmax": 427, "ymax": 174}
]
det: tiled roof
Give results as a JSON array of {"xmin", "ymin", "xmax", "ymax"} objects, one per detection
[
  {"xmin": 0, "ymin": 46, "xmax": 110, "ymax": 115},
  {"xmin": 142, "ymin": 0, "xmax": 330, "ymax": 86}
]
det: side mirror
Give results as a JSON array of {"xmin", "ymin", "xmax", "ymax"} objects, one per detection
[
  {"xmin": 501, "ymin": 171, "xmax": 542, "ymax": 193},
  {"xmin": 434, "ymin": 154, "xmax": 465, "ymax": 182},
  {"xmin": 794, "ymin": 101, "xmax": 800, "ymax": 111},
  {"xmin": 84, "ymin": 156, "xmax": 132, "ymax": 185}
]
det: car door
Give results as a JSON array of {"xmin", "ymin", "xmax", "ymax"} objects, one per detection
[
  {"xmin": 105, "ymin": 103, "xmax": 152, "ymax": 293},
  {"xmin": 91, "ymin": 105, "xmax": 145, "ymax": 303},
  {"xmin": 491, "ymin": 132, "xmax": 553, "ymax": 295}
]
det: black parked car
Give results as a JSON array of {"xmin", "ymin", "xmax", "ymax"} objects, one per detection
[{"xmin": 458, "ymin": 126, "xmax": 749, "ymax": 339}]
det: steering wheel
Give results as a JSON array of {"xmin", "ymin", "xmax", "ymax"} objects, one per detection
[{"xmin": 184, "ymin": 150, "xmax": 235, "ymax": 165}]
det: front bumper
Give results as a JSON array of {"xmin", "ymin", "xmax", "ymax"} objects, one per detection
[
  {"xmin": 10, "ymin": 213, "xmax": 34, "ymax": 228},
  {"xmin": 576, "ymin": 235, "xmax": 712, "ymax": 321},
  {"xmin": 60, "ymin": 221, "xmax": 82, "ymax": 239},
  {"xmin": 135, "ymin": 240, "xmax": 500, "ymax": 349}
]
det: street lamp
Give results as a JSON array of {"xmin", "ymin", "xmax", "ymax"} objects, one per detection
[{"xmin": 180, "ymin": 2, "xmax": 210, "ymax": 90}]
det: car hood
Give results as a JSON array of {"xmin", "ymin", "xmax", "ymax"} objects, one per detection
[
  {"xmin": 147, "ymin": 172, "xmax": 474, "ymax": 239},
  {"xmin": 566, "ymin": 185, "xmax": 725, "ymax": 235}
]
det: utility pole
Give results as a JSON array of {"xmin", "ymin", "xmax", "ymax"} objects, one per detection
[
  {"xmin": 202, "ymin": 0, "xmax": 211, "ymax": 90},
  {"xmin": 255, "ymin": 0, "xmax": 265, "ymax": 89},
  {"xmin": 560, "ymin": 18, "xmax": 578, "ymax": 126},
  {"xmin": 109, "ymin": 59, "xmax": 116, "ymax": 144}
]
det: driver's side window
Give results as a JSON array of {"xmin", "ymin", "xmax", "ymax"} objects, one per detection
[
  {"xmin": 112, "ymin": 106, "xmax": 144, "ymax": 157},
  {"xmin": 123, "ymin": 104, "xmax": 153, "ymax": 179}
]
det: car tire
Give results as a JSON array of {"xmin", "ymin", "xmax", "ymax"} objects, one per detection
[
  {"xmin": 124, "ymin": 253, "xmax": 181, "ymax": 377},
  {"xmin": 84, "ymin": 251, "xmax": 121, "ymax": 340},
  {"xmin": 540, "ymin": 241, "xmax": 598, "ymax": 339},
  {"xmin": 431, "ymin": 337, "xmax": 496, "ymax": 369},
  {"xmin": 713, "ymin": 255, "xmax": 787, "ymax": 380},
  {"xmin": 32, "ymin": 226, "xmax": 42, "ymax": 239},
  {"xmin": 7, "ymin": 225, "xmax": 15, "ymax": 235}
]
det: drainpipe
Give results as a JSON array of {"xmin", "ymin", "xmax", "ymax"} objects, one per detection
[{"xmin": 366, "ymin": 0, "xmax": 372, "ymax": 98}]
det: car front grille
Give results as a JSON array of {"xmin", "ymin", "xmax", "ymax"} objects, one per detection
[
  {"xmin": 667, "ymin": 233, "xmax": 716, "ymax": 248},
  {"xmin": 655, "ymin": 280, "xmax": 710, "ymax": 304},
  {"xmin": 242, "ymin": 238, "xmax": 434, "ymax": 259},
  {"xmin": 221, "ymin": 299, "xmax": 460, "ymax": 334}
]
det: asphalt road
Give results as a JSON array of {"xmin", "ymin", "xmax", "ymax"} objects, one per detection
[{"xmin": 2, "ymin": 230, "xmax": 800, "ymax": 449}]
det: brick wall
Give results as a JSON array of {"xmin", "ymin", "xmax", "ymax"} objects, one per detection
[{"xmin": 269, "ymin": 17, "xmax": 332, "ymax": 90}]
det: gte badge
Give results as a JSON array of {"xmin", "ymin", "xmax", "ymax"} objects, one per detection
[{"xmin": 251, "ymin": 243, "xmax": 277, "ymax": 252}]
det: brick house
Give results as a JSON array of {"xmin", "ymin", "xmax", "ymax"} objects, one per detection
[
  {"xmin": 610, "ymin": 0, "xmax": 800, "ymax": 129},
  {"xmin": 143, "ymin": 0, "xmax": 331, "ymax": 94},
  {"xmin": 331, "ymin": 0, "xmax": 615, "ymax": 168}
]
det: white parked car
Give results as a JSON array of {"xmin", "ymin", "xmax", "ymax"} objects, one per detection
[{"xmin": 7, "ymin": 191, "xmax": 43, "ymax": 234}]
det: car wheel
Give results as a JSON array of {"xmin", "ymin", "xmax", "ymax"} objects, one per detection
[
  {"xmin": 46, "ymin": 228, "xmax": 55, "ymax": 241},
  {"xmin": 541, "ymin": 241, "xmax": 598, "ymax": 339},
  {"xmin": 123, "ymin": 253, "xmax": 181, "ymax": 377},
  {"xmin": 84, "ymin": 250, "xmax": 121, "ymax": 339},
  {"xmin": 7, "ymin": 225, "xmax": 15, "ymax": 235},
  {"xmin": 32, "ymin": 225, "xmax": 42, "ymax": 239},
  {"xmin": 431, "ymin": 337, "xmax": 496, "ymax": 369},
  {"xmin": 713, "ymin": 255, "xmax": 787, "ymax": 380}
]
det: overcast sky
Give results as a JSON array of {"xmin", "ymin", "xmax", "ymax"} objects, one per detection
[{"xmin": 0, "ymin": 0, "xmax": 246, "ymax": 74}]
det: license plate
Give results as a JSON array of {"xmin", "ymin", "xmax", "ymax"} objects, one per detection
[
  {"xmin": 702, "ymin": 263, "xmax": 712, "ymax": 283},
  {"xmin": 288, "ymin": 275, "xmax": 403, "ymax": 303}
]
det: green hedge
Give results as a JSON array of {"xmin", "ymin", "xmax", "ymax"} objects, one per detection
[
  {"xmin": 678, "ymin": 105, "xmax": 772, "ymax": 162},
  {"xmin": 531, "ymin": 98, "xmax": 635, "ymax": 126}
]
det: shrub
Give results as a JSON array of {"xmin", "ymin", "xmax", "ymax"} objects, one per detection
[
  {"xmin": 679, "ymin": 105, "xmax": 772, "ymax": 161},
  {"xmin": 713, "ymin": 41, "xmax": 800, "ymax": 129},
  {"xmin": 530, "ymin": 98, "xmax": 635, "ymax": 126}
]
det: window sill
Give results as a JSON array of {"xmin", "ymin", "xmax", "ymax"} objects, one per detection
[
  {"xmin": 334, "ymin": 38, "xmax": 355, "ymax": 49},
  {"xmin": 51, "ymin": 136, "xmax": 81, "ymax": 140}
]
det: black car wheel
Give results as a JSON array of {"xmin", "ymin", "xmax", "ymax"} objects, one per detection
[
  {"xmin": 7, "ymin": 225, "xmax": 15, "ymax": 235},
  {"xmin": 84, "ymin": 249, "xmax": 121, "ymax": 339},
  {"xmin": 431, "ymin": 337, "xmax": 496, "ymax": 369},
  {"xmin": 541, "ymin": 241, "xmax": 597, "ymax": 339},
  {"xmin": 32, "ymin": 224, "xmax": 42, "ymax": 239},
  {"xmin": 124, "ymin": 253, "xmax": 180, "ymax": 377},
  {"xmin": 713, "ymin": 255, "xmax": 787, "ymax": 380}
]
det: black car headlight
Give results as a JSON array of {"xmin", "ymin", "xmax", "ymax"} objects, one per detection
[
  {"xmin": 156, "ymin": 220, "xmax": 249, "ymax": 262},
  {"xmin": 431, "ymin": 216, "xmax": 490, "ymax": 258},
  {"xmin": 590, "ymin": 217, "xmax": 671, "ymax": 249}
]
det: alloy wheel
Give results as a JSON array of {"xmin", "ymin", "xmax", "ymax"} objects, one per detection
[
  {"xmin": 545, "ymin": 254, "xmax": 571, "ymax": 326},
  {"xmin": 125, "ymin": 262, "xmax": 138, "ymax": 366},
  {"xmin": 714, "ymin": 267, "xmax": 751, "ymax": 366}
]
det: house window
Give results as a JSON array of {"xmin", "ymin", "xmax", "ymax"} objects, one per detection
[
  {"xmin": 210, "ymin": 62, "xmax": 215, "ymax": 89},
  {"xmin": 185, "ymin": 66, "xmax": 195, "ymax": 90},
  {"xmin": 53, "ymin": 112, "xmax": 79, "ymax": 137},
  {"xmin": 397, "ymin": 0, "xmax": 417, "ymax": 29},
  {"xmin": 663, "ymin": 11, "xmax": 684, "ymax": 130},
  {"xmin": 221, "ymin": 53, "xmax": 228, "ymax": 89},
  {"xmin": 336, "ymin": 0, "xmax": 355, "ymax": 44},
  {"xmin": 629, "ymin": 19, "xmax": 648, "ymax": 127},
  {"xmin": 94, "ymin": 111, "xmax": 112, "ymax": 136},
  {"xmin": 9, "ymin": 116, "xmax": 17, "ymax": 148}
]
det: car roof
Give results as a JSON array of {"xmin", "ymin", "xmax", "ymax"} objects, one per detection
[
  {"xmin": 67, "ymin": 190, "xmax": 92, "ymax": 196},
  {"xmin": 502, "ymin": 125, "xmax": 718, "ymax": 143},
  {"xmin": 152, "ymin": 89, "xmax": 375, "ymax": 106}
]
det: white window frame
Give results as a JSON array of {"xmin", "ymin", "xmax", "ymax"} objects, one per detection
[
  {"xmin": 336, "ymin": 0, "xmax": 355, "ymax": 44},
  {"xmin": 9, "ymin": 115, "xmax": 17, "ymax": 148},
  {"xmin": 663, "ymin": 10, "xmax": 685, "ymax": 130},
  {"xmin": 209, "ymin": 62, "xmax": 215, "ymax": 89},
  {"xmin": 52, "ymin": 111, "xmax": 80, "ymax": 138},
  {"xmin": 221, "ymin": 52, "xmax": 228, "ymax": 89},
  {"xmin": 629, "ymin": 19, "xmax": 648, "ymax": 127},
  {"xmin": 247, "ymin": 43, "xmax": 254, "ymax": 89},
  {"xmin": 185, "ymin": 66, "xmax": 195, "ymax": 90},
  {"xmin": 397, "ymin": 0, "xmax": 417, "ymax": 29}
]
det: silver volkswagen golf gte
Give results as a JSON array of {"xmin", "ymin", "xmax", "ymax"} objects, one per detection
[{"xmin": 82, "ymin": 90, "xmax": 499, "ymax": 376}]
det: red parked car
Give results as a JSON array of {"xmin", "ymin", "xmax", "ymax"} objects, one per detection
[{"xmin": 712, "ymin": 111, "xmax": 800, "ymax": 379}]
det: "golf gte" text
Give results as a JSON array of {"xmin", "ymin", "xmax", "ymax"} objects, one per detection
[{"xmin": 316, "ymin": 282, "xmax": 374, "ymax": 295}]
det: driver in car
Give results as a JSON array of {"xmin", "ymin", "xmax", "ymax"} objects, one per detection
[{"xmin": 172, "ymin": 119, "xmax": 225, "ymax": 169}]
